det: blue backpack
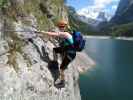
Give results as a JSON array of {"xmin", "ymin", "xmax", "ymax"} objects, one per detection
[{"xmin": 72, "ymin": 31, "xmax": 86, "ymax": 51}]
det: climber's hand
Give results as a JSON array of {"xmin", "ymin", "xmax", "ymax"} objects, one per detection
[
  {"xmin": 37, "ymin": 31, "xmax": 50, "ymax": 38},
  {"xmin": 40, "ymin": 30, "xmax": 46, "ymax": 33}
]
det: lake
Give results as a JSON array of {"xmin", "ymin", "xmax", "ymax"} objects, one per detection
[{"xmin": 79, "ymin": 38, "xmax": 133, "ymax": 100}]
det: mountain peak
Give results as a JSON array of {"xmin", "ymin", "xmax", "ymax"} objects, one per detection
[{"xmin": 96, "ymin": 12, "xmax": 107, "ymax": 22}]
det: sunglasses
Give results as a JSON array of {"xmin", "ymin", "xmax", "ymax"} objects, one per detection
[{"xmin": 58, "ymin": 25, "xmax": 66, "ymax": 28}]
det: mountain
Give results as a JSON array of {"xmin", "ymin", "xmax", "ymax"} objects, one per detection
[
  {"xmin": 97, "ymin": 12, "xmax": 107, "ymax": 22},
  {"xmin": 77, "ymin": 11, "xmax": 108, "ymax": 28},
  {"xmin": 77, "ymin": 15, "xmax": 99, "ymax": 26},
  {"xmin": 111, "ymin": 0, "xmax": 133, "ymax": 24},
  {"xmin": 109, "ymin": 0, "xmax": 133, "ymax": 36},
  {"xmin": 77, "ymin": 6, "xmax": 110, "ymax": 23},
  {"xmin": 98, "ymin": 0, "xmax": 133, "ymax": 36},
  {"xmin": 68, "ymin": 6, "xmax": 99, "ymax": 35}
]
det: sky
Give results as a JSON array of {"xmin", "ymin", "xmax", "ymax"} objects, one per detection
[{"xmin": 67, "ymin": 0, "xmax": 120, "ymax": 20}]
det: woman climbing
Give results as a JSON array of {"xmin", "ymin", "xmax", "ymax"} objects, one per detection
[{"xmin": 41, "ymin": 19, "xmax": 76, "ymax": 87}]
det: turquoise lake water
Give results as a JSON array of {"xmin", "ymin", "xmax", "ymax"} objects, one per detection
[{"xmin": 79, "ymin": 38, "xmax": 133, "ymax": 100}]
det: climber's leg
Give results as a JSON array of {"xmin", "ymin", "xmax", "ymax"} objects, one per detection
[
  {"xmin": 53, "ymin": 47, "xmax": 64, "ymax": 61},
  {"xmin": 54, "ymin": 54, "xmax": 71, "ymax": 87},
  {"xmin": 60, "ymin": 55, "xmax": 71, "ymax": 80}
]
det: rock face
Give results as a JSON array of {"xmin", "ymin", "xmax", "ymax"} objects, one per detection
[
  {"xmin": 0, "ymin": 0, "xmax": 95, "ymax": 100},
  {"xmin": 0, "ymin": 20, "xmax": 82, "ymax": 100}
]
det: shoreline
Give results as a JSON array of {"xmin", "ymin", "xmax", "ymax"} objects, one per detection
[
  {"xmin": 73, "ymin": 51, "xmax": 96, "ymax": 74},
  {"xmin": 84, "ymin": 35, "xmax": 133, "ymax": 41}
]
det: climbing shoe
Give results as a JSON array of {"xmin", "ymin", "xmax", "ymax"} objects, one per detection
[{"xmin": 54, "ymin": 78, "xmax": 65, "ymax": 88}]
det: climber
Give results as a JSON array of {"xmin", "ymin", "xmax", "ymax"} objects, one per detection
[{"xmin": 40, "ymin": 19, "xmax": 76, "ymax": 87}]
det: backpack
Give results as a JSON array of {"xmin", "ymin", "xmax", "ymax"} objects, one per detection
[{"xmin": 72, "ymin": 31, "xmax": 86, "ymax": 51}]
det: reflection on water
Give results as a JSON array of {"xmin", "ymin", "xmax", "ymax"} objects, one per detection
[{"xmin": 80, "ymin": 38, "xmax": 133, "ymax": 100}]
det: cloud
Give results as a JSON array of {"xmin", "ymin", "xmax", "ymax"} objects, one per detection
[
  {"xmin": 94, "ymin": 0, "xmax": 113, "ymax": 9},
  {"xmin": 77, "ymin": 0, "xmax": 119, "ymax": 20},
  {"xmin": 77, "ymin": 7, "xmax": 99, "ymax": 19}
]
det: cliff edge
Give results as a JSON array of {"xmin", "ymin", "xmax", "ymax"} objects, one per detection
[{"xmin": 0, "ymin": 0, "xmax": 95, "ymax": 100}]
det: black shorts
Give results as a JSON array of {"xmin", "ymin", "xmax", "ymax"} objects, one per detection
[{"xmin": 53, "ymin": 47, "xmax": 76, "ymax": 70}]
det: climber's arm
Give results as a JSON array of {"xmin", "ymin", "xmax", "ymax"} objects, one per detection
[
  {"xmin": 45, "ymin": 31, "xmax": 59, "ymax": 37},
  {"xmin": 39, "ymin": 31, "xmax": 69, "ymax": 38}
]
